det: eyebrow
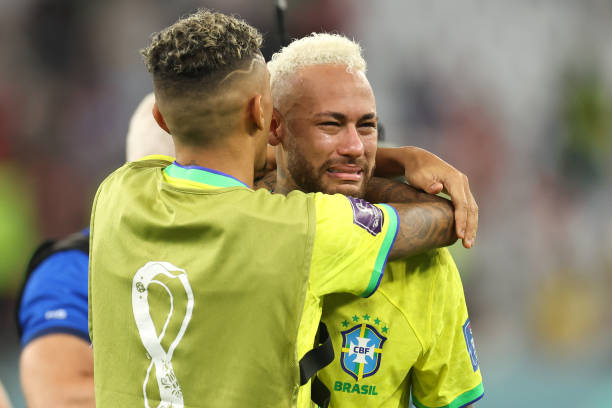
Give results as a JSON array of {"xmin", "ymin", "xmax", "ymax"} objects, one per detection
[{"xmin": 313, "ymin": 111, "xmax": 378, "ymax": 122}]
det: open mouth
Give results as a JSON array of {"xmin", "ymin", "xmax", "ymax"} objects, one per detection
[{"xmin": 326, "ymin": 165, "xmax": 363, "ymax": 182}]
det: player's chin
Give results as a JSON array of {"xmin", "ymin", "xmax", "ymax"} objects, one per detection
[{"xmin": 326, "ymin": 181, "xmax": 366, "ymax": 198}]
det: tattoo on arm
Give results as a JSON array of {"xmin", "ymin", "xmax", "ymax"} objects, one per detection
[
  {"xmin": 389, "ymin": 201, "xmax": 456, "ymax": 260},
  {"xmin": 365, "ymin": 178, "xmax": 457, "ymax": 259},
  {"xmin": 365, "ymin": 177, "xmax": 439, "ymax": 204}
]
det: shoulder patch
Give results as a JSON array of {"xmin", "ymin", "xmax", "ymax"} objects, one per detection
[
  {"xmin": 463, "ymin": 318, "xmax": 479, "ymax": 371},
  {"xmin": 347, "ymin": 197, "xmax": 383, "ymax": 236}
]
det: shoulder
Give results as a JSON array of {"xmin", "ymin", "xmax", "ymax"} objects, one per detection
[
  {"xmin": 19, "ymin": 249, "xmax": 90, "ymax": 346},
  {"xmin": 93, "ymin": 159, "xmax": 173, "ymax": 216},
  {"xmin": 128, "ymin": 155, "xmax": 174, "ymax": 168},
  {"xmin": 379, "ymin": 248, "xmax": 461, "ymax": 340},
  {"xmin": 244, "ymin": 188, "xmax": 314, "ymax": 215},
  {"xmin": 24, "ymin": 250, "xmax": 89, "ymax": 291},
  {"xmin": 98, "ymin": 157, "xmax": 172, "ymax": 191},
  {"xmin": 382, "ymin": 248, "xmax": 454, "ymax": 291},
  {"xmin": 383, "ymin": 248, "xmax": 460, "ymax": 291},
  {"xmin": 21, "ymin": 230, "xmax": 90, "ymax": 301}
]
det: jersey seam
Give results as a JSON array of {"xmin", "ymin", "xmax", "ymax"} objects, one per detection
[
  {"xmin": 298, "ymin": 195, "xmax": 317, "ymax": 391},
  {"xmin": 131, "ymin": 156, "xmax": 173, "ymax": 166},
  {"xmin": 377, "ymin": 287, "xmax": 426, "ymax": 352}
]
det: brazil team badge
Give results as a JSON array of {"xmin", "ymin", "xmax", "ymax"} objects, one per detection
[{"xmin": 340, "ymin": 322, "xmax": 387, "ymax": 381}]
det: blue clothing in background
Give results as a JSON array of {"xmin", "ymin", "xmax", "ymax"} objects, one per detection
[{"xmin": 18, "ymin": 230, "xmax": 90, "ymax": 346}]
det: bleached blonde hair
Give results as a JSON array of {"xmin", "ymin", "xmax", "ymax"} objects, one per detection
[
  {"xmin": 267, "ymin": 33, "xmax": 366, "ymax": 102},
  {"xmin": 125, "ymin": 92, "xmax": 175, "ymax": 162}
]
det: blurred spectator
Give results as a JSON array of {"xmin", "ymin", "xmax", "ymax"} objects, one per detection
[
  {"xmin": 0, "ymin": 164, "xmax": 36, "ymax": 294},
  {"xmin": 16, "ymin": 93, "xmax": 169, "ymax": 408},
  {"xmin": 557, "ymin": 67, "xmax": 612, "ymax": 192},
  {"xmin": 27, "ymin": 0, "xmax": 94, "ymax": 79}
]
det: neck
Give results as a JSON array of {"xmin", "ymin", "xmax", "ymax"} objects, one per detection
[
  {"xmin": 274, "ymin": 147, "xmax": 301, "ymax": 195},
  {"xmin": 274, "ymin": 163, "xmax": 297, "ymax": 196},
  {"xmin": 274, "ymin": 177, "xmax": 292, "ymax": 195},
  {"xmin": 174, "ymin": 136, "xmax": 256, "ymax": 188}
]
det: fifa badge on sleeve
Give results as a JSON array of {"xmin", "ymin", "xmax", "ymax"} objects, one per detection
[
  {"xmin": 347, "ymin": 197, "xmax": 383, "ymax": 236},
  {"xmin": 463, "ymin": 318, "xmax": 479, "ymax": 371}
]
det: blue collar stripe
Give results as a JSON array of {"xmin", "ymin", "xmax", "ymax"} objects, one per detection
[{"xmin": 165, "ymin": 162, "xmax": 248, "ymax": 188}]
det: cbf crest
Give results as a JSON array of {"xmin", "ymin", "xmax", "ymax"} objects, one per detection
[{"xmin": 340, "ymin": 322, "xmax": 387, "ymax": 381}]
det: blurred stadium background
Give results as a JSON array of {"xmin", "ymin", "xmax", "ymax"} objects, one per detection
[{"xmin": 1, "ymin": 0, "xmax": 612, "ymax": 406}]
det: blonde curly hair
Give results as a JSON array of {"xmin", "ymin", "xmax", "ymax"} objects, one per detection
[{"xmin": 141, "ymin": 9, "xmax": 262, "ymax": 79}]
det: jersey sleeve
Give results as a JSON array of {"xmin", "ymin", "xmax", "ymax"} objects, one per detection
[
  {"xmin": 309, "ymin": 193, "xmax": 399, "ymax": 298},
  {"xmin": 410, "ymin": 249, "xmax": 484, "ymax": 408},
  {"xmin": 18, "ymin": 250, "xmax": 91, "ymax": 347}
]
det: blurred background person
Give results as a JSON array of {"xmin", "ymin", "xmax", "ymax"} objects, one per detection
[{"xmin": 15, "ymin": 93, "xmax": 171, "ymax": 408}]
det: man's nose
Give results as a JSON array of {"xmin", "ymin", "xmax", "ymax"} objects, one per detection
[{"xmin": 337, "ymin": 124, "xmax": 365, "ymax": 158}]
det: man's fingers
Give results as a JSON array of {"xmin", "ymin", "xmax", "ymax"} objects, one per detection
[
  {"xmin": 426, "ymin": 181, "xmax": 444, "ymax": 194},
  {"xmin": 463, "ymin": 186, "xmax": 478, "ymax": 248},
  {"xmin": 459, "ymin": 175, "xmax": 478, "ymax": 248},
  {"xmin": 445, "ymin": 174, "xmax": 469, "ymax": 240},
  {"xmin": 408, "ymin": 166, "xmax": 477, "ymax": 247}
]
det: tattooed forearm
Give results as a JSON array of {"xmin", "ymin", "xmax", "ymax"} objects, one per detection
[
  {"xmin": 388, "ymin": 201, "xmax": 456, "ymax": 260},
  {"xmin": 365, "ymin": 177, "xmax": 440, "ymax": 204},
  {"xmin": 254, "ymin": 171, "xmax": 277, "ymax": 192},
  {"xmin": 374, "ymin": 179, "xmax": 457, "ymax": 260}
]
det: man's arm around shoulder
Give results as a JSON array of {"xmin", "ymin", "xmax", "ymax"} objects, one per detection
[{"xmin": 365, "ymin": 177, "xmax": 458, "ymax": 260}]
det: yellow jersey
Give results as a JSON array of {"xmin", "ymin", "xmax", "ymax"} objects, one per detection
[{"xmin": 317, "ymin": 248, "xmax": 484, "ymax": 408}]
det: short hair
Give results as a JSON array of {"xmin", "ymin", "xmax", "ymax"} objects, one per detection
[
  {"xmin": 268, "ymin": 33, "xmax": 366, "ymax": 95},
  {"xmin": 125, "ymin": 92, "xmax": 174, "ymax": 162},
  {"xmin": 140, "ymin": 10, "xmax": 266, "ymax": 145},
  {"xmin": 141, "ymin": 9, "xmax": 263, "ymax": 92}
]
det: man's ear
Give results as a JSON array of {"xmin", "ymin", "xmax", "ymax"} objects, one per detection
[
  {"xmin": 152, "ymin": 103, "xmax": 171, "ymax": 134},
  {"xmin": 249, "ymin": 94, "xmax": 265, "ymax": 132},
  {"xmin": 269, "ymin": 108, "xmax": 283, "ymax": 146}
]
